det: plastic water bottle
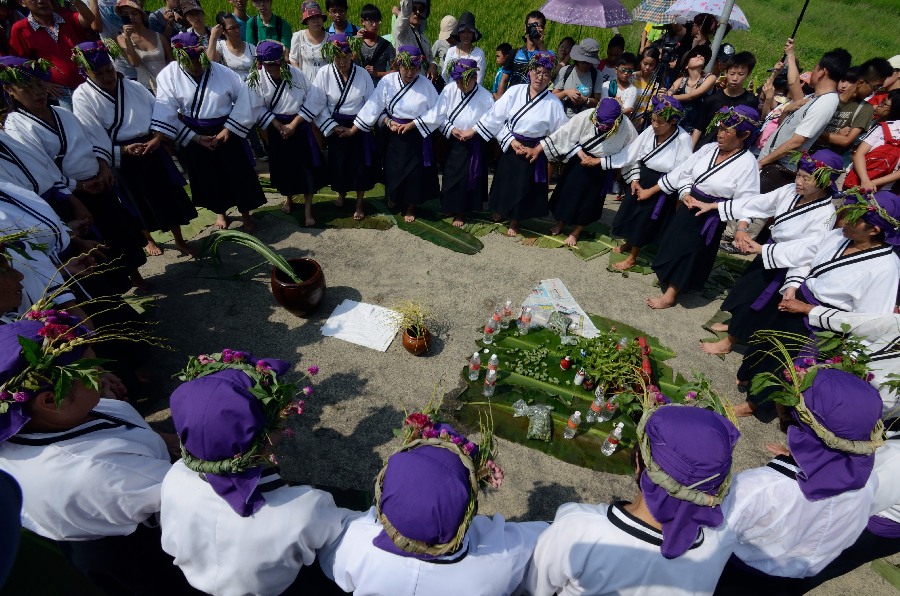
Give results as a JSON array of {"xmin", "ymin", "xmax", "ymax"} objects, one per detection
[
  {"xmin": 483, "ymin": 317, "xmax": 496, "ymax": 344},
  {"xmin": 617, "ymin": 337, "xmax": 629, "ymax": 350},
  {"xmin": 573, "ymin": 367, "xmax": 586, "ymax": 386},
  {"xmin": 501, "ymin": 299, "xmax": 514, "ymax": 327},
  {"xmin": 468, "ymin": 352, "xmax": 481, "ymax": 381},
  {"xmin": 563, "ymin": 411, "xmax": 581, "ymax": 439},
  {"xmin": 488, "ymin": 354, "xmax": 499, "ymax": 372},
  {"xmin": 585, "ymin": 394, "xmax": 606, "ymax": 424},
  {"xmin": 596, "ymin": 394, "xmax": 618, "ymax": 423},
  {"xmin": 517, "ymin": 307, "xmax": 532, "ymax": 335},
  {"xmin": 483, "ymin": 369, "xmax": 497, "ymax": 397},
  {"xmin": 601, "ymin": 422, "xmax": 625, "ymax": 456}
]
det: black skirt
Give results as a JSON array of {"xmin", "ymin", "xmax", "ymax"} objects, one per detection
[
  {"xmin": 116, "ymin": 139, "xmax": 197, "ymax": 233},
  {"xmin": 75, "ymin": 187, "xmax": 147, "ymax": 272},
  {"xmin": 549, "ymin": 159, "xmax": 611, "ymax": 226},
  {"xmin": 611, "ymin": 164, "xmax": 672, "ymax": 247},
  {"xmin": 488, "ymin": 144, "xmax": 549, "ymax": 221},
  {"xmin": 177, "ymin": 124, "xmax": 266, "ymax": 214},
  {"xmin": 267, "ymin": 121, "xmax": 325, "ymax": 196},
  {"xmin": 442, "ymin": 136, "xmax": 487, "ymax": 214},
  {"xmin": 720, "ymin": 255, "xmax": 785, "ymax": 342},
  {"xmin": 383, "ymin": 130, "xmax": 439, "ymax": 206},
  {"xmin": 326, "ymin": 127, "xmax": 378, "ymax": 194},
  {"xmin": 651, "ymin": 200, "xmax": 725, "ymax": 292}
]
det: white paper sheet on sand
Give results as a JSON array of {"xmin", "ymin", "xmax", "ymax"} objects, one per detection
[
  {"xmin": 322, "ymin": 299, "xmax": 401, "ymax": 352},
  {"xmin": 521, "ymin": 278, "xmax": 600, "ymax": 338}
]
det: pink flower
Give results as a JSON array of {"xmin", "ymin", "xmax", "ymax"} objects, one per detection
[
  {"xmin": 867, "ymin": 372, "xmax": 875, "ymax": 382},
  {"xmin": 439, "ymin": 429, "xmax": 450, "ymax": 440},
  {"xmin": 404, "ymin": 413, "xmax": 433, "ymax": 430},
  {"xmin": 198, "ymin": 354, "xmax": 214, "ymax": 364},
  {"xmin": 13, "ymin": 392, "xmax": 29, "ymax": 402},
  {"xmin": 831, "ymin": 355, "xmax": 843, "ymax": 363},
  {"xmin": 307, "ymin": 365, "xmax": 319, "ymax": 376},
  {"xmin": 222, "ymin": 353, "xmax": 233, "ymax": 363},
  {"xmin": 256, "ymin": 361, "xmax": 271, "ymax": 372},
  {"xmin": 422, "ymin": 428, "xmax": 439, "ymax": 439},
  {"xmin": 233, "ymin": 351, "xmax": 246, "ymax": 362},
  {"xmin": 268, "ymin": 453, "xmax": 278, "ymax": 465},
  {"xmin": 0, "ymin": 391, "xmax": 10, "ymax": 401},
  {"xmin": 486, "ymin": 460, "xmax": 504, "ymax": 489},
  {"xmin": 38, "ymin": 323, "xmax": 70, "ymax": 340},
  {"xmin": 451, "ymin": 435, "xmax": 465, "ymax": 445},
  {"xmin": 685, "ymin": 391, "xmax": 697, "ymax": 401},
  {"xmin": 462, "ymin": 441, "xmax": 476, "ymax": 455},
  {"xmin": 302, "ymin": 386, "xmax": 313, "ymax": 396}
]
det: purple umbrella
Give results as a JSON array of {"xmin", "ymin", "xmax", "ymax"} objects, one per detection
[{"xmin": 540, "ymin": 0, "xmax": 633, "ymax": 28}]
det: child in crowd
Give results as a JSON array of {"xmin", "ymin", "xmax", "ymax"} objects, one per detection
[
  {"xmin": 597, "ymin": 33, "xmax": 625, "ymax": 83},
  {"xmin": 325, "ymin": 0, "xmax": 357, "ymax": 35},
  {"xmin": 492, "ymin": 42, "xmax": 512, "ymax": 99},
  {"xmin": 693, "ymin": 51, "xmax": 759, "ymax": 148},
  {"xmin": 357, "ymin": 3, "xmax": 395, "ymax": 83},
  {"xmin": 601, "ymin": 53, "xmax": 638, "ymax": 116}
]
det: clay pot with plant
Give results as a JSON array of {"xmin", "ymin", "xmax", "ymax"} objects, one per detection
[{"xmin": 395, "ymin": 300, "xmax": 432, "ymax": 356}]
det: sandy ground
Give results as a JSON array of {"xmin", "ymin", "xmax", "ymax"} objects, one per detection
[{"xmin": 133, "ymin": 185, "xmax": 896, "ymax": 595}]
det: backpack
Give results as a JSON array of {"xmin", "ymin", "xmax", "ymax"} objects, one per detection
[
  {"xmin": 844, "ymin": 122, "xmax": 900, "ymax": 189},
  {"xmin": 247, "ymin": 14, "xmax": 283, "ymax": 46}
]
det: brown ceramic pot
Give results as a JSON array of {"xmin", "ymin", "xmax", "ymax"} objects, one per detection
[
  {"xmin": 402, "ymin": 327, "xmax": 432, "ymax": 356},
  {"xmin": 270, "ymin": 258, "xmax": 326, "ymax": 316}
]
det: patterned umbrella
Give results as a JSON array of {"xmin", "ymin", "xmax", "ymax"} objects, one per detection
[
  {"xmin": 664, "ymin": 0, "xmax": 751, "ymax": 30},
  {"xmin": 540, "ymin": 0, "xmax": 633, "ymax": 28},
  {"xmin": 632, "ymin": 0, "xmax": 677, "ymax": 24}
]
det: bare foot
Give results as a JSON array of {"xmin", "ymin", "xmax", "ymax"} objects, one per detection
[
  {"xmin": 613, "ymin": 256, "xmax": 637, "ymax": 271},
  {"xmin": 145, "ymin": 241, "xmax": 163, "ymax": 256},
  {"xmin": 353, "ymin": 211, "xmax": 364, "ymax": 221},
  {"xmin": 215, "ymin": 214, "xmax": 229, "ymax": 229},
  {"xmin": 733, "ymin": 402, "xmax": 756, "ymax": 417},
  {"xmin": 506, "ymin": 227, "xmax": 519, "ymax": 237},
  {"xmin": 404, "ymin": 214, "xmax": 415, "ymax": 223},
  {"xmin": 710, "ymin": 322, "xmax": 729, "ymax": 332},
  {"xmin": 281, "ymin": 199, "xmax": 293, "ymax": 214},
  {"xmin": 241, "ymin": 214, "xmax": 257, "ymax": 232},
  {"xmin": 563, "ymin": 234, "xmax": 578, "ymax": 246},
  {"xmin": 452, "ymin": 218, "xmax": 464, "ymax": 227},
  {"xmin": 335, "ymin": 195, "xmax": 345, "ymax": 207},
  {"xmin": 550, "ymin": 222, "xmax": 565, "ymax": 235},
  {"xmin": 305, "ymin": 215, "xmax": 316, "ymax": 226},
  {"xmin": 700, "ymin": 337, "xmax": 734, "ymax": 355},
  {"xmin": 492, "ymin": 211, "xmax": 503, "ymax": 223},
  {"xmin": 646, "ymin": 294, "xmax": 676, "ymax": 309},
  {"xmin": 612, "ymin": 242, "xmax": 632, "ymax": 254},
  {"xmin": 174, "ymin": 240, "xmax": 196, "ymax": 257}
]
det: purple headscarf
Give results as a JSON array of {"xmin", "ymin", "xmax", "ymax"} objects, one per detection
[
  {"xmin": 73, "ymin": 41, "xmax": 113, "ymax": 71},
  {"xmin": 650, "ymin": 94, "xmax": 684, "ymax": 122},
  {"xmin": 448, "ymin": 58, "xmax": 478, "ymax": 82},
  {"xmin": 707, "ymin": 104, "xmax": 760, "ymax": 146},
  {"xmin": 396, "ymin": 45, "xmax": 425, "ymax": 68},
  {"xmin": 787, "ymin": 368, "xmax": 882, "ymax": 500},
  {"xmin": 374, "ymin": 423, "xmax": 475, "ymax": 560},
  {"xmin": 527, "ymin": 51, "xmax": 556, "ymax": 72},
  {"xmin": 0, "ymin": 320, "xmax": 89, "ymax": 442},
  {"xmin": 796, "ymin": 149, "xmax": 844, "ymax": 191},
  {"xmin": 0, "ymin": 56, "xmax": 52, "ymax": 82},
  {"xmin": 255, "ymin": 40, "xmax": 285, "ymax": 64},
  {"xmin": 169, "ymin": 357, "xmax": 290, "ymax": 517},
  {"xmin": 639, "ymin": 405, "xmax": 740, "ymax": 559},
  {"xmin": 864, "ymin": 191, "xmax": 900, "ymax": 245},
  {"xmin": 594, "ymin": 97, "xmax": 622, "ymax": 132},
  {"xmin": 171, "ymin": 32, "xmax": 204, "ymax": 59},
  {"xmin": 326, "ymin": 33, "xmax": 352, "ymax": 54}
]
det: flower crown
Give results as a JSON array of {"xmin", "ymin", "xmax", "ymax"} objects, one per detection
[
  {"xmin": 71, "ymin": 39, "xmax": 123, "ymax": 74},
  {"xmin": 527, "ymin": 52, "xmax": 556, "ymax": 72},
  {"xmin": 172, "ymin": 42, "xmax": 210, "ymax": 71},
  {"xmin": 395, "ymin": 50, "xmax": 425, "ymax": 70},
  {"xmin": 788, "ymin": 150, "xmax": 840, "ymax": 190},
  {"xmin": 749, "ymin": 329, "xmax": 885, "ymax": 454},
  {"xmin": 446, "ymin": 58, "xmax": 478, "ymax": 84},
  {"xmin": 322, "ymin": 35, "xmax": 360, "ymax": 62},
  {"xmin": 374, "ymin": 405, "xmax": 503, "ymax": 557},
  {"xmin": 704, "ymin": 106, "xmax": 760, "ymax": 136},
  {"xmin": 651, "ymin": 97, "xmax": 684, "ymax": 122},
  {"xmin": 837, "ymin": 187, "xmax": 900, "ymax": 232},
  {"xmin": 174, "ymin": 351, "xmax": 317, "ymax": 473},
  {"xmin": 0, "ymin": 59, "xmax": 53, "ymax": 86},
  {"xmin": 0, "ymin": 227, "xmax": 49, "ymax": 264},
  {"xmin": 590, "ymin": 108, "xmax": 622, "ymax": 138},
  {"xmin": 248, "ymin": 54, "xmax": 293, "ymax": 90}
]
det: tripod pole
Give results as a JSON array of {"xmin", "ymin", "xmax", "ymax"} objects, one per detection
[
  {"xmin": 781, "ymin": 0, "xmax": 812, "ymax": 62},
  {"xmin": 705, "ymin": 0, "xmax": 736, "ymax": 74}
]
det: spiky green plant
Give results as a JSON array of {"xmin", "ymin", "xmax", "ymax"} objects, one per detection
[{"xmin": 200, "ymin": 230, "xmax": 302, "ymax": 283}]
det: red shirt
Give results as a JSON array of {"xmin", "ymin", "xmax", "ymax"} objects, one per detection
[{"xmin": 9, "ymin": 10, "xmax": 88, "ymax": 89}]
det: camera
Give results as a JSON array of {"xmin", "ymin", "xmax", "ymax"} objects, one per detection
[
  {"xmin": 525, "ymin": 22, "xmax": 541, "ymax": 42},
  {"xmin": 120, "ymin": 13, "xmax": 132, "ymax": 25}
]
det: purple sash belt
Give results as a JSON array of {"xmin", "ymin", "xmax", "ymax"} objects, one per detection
[
  {"xmin": 690, "ymin": 186, "xmax": 728, "ymax": 245},
  {"xmin": 798, "ymin": 281, "xmax": 822, "ymax": 332},
  {"xmin": 275, "ymin": 114, "xmax": 322, "ymax": 167},
  {"xmin": 179, "ymin": 115, "xmax": 228, "ymax": 130},
  {"xmin": 650, "ymin": 191, "xmax": 669, "ymax": 220},
  {"xmin": 334, "ymin": 112, "xmax": 374, "ymax": 166},
  {"xmin": 749, "ymin": 240, "xmax": 785, "ymax": 311},
  {"xmin": 467, "ymin": 135, "xmax": 484, "ymax": 190},
  {"xmin": 114, "ymin": 133, "xmax": 186, "ymax": 187},
  {"xmin": 391, "ymin": 117, "xmax": 433, "ymax": 167},
  {"xmin": 510, "ymin": 132, "xmax": 546, "ymax": 184}
]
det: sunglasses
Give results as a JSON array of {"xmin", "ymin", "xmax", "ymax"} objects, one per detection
[{"xmin": 617, "ymin": 67, "xmax": 635, "ymax": 74}]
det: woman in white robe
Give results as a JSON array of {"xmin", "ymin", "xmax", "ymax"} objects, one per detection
[
  {"xmin": 71, "ymin": 41, "xmax": 197, "ymax": 257},
  {"xmin": 347, "ymin": 45, "xmax": 439, "ymax": 223},
  {"xmin": 152, "ymin": 32, "xmax": 266, "ymax": 232},
  {"xmin": 463, "ymin": 51, "xmax": 567, "ymax": 236},
  {"xmin": 533, "ymin": 97, "xmax": 637, "ymax": 246},
  {"xmin": 637, "ymin": 106, "xmax": 761, "ymax": 309},
  {"xmin": 602, "ymin": 96, "xmax": 693, "ymax": 270},
  {"xmin": 418, "ymin": 58, "xmax": 493, "ymax": 226},
  {"xmin": 229, "ymin": 40, "xmax": 326, "ymax": 226},
  {"xmin": 313, "ymin": 34, "xmax": 377, "ymax": 221}
]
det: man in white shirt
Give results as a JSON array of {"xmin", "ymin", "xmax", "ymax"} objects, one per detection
[{"xmin": 758, "ymin": 41, "xmax": 850, "ymax": 193}]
